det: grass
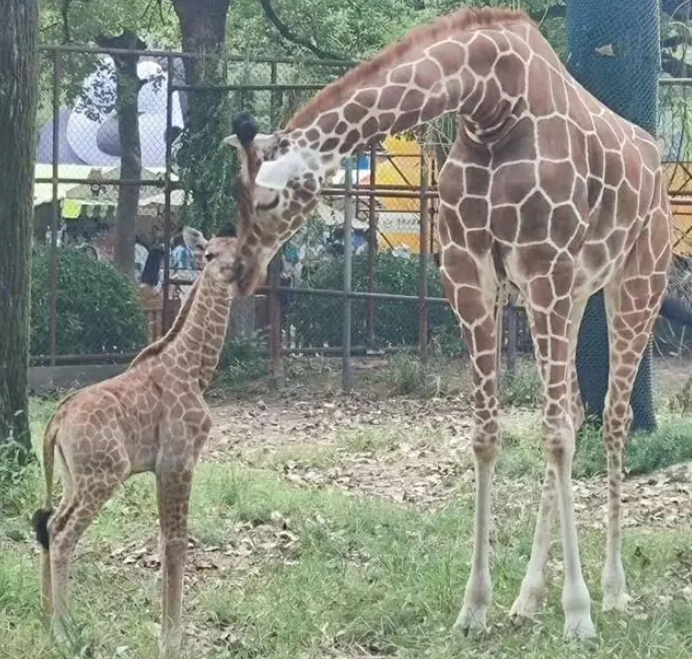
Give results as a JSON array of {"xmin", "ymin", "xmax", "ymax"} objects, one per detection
[{"xmin": 3, "ymin": 385, "xmax": 692, "ymax": 658}]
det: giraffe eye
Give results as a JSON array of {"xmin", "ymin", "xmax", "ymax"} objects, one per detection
[{"xmin": 256, "ymin": 195, "xmax": 280, "ymax": 212}]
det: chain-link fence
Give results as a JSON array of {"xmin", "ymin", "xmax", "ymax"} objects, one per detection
[{"xmin": 32, "ymin": 42, "xmax": 692, "ymax": 383}]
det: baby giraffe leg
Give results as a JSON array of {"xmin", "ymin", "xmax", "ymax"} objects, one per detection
[
  {"xmin": 157, "ymin": 470, "xmax": 193, "ymax": 659},
  {"xmin": 48, "ymin": 474, "xmax": 124, "ymax": 640}
]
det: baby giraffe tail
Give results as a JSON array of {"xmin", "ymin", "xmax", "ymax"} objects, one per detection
[{"xmin": 32, "ymin": 408, "xmax": 61, "ymax": 550}]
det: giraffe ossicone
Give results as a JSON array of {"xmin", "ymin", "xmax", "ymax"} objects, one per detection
[
  {"xmin": 32, "ymin": 227, "xmax": 238, "ymax": 659},
  {"xmin": 224, "ymin": 5, "xmax": 674, "ymax": 642}
]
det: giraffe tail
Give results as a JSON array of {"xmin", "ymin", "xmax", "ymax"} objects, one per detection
[{"xmin": 31, "ymin": 398, "xmax": 69, "ymax": 551}]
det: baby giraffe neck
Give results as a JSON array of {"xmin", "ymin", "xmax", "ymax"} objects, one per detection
[{"xmin": 165, "ymin": 273, "xmax": 233, "ymax": 390}]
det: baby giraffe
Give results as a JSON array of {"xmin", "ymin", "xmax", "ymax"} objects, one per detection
[{"xmin": 32, "ymin": 226, "xmax": 237, "ymax": 659}]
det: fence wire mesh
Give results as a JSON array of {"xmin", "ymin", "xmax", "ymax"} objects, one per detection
[{"xmin": 32, "ymin": 40, "xmax": 692, "ymax": 380}]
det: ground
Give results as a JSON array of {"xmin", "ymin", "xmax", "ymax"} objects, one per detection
[{"xmin": 3, "ymin": 355, "xmax": 692, "ymax": 658}]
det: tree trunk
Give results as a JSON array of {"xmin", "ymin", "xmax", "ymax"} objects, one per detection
[
  {"xmin": 0, "ymin": 0, "xmax": 38, "ymax": 458},
  {"xmin": 171, "ymin": 0, "xmax": 230, "ymax": 85},
  {"xmin": 97, "ymin": 32, "xmax": 145, "ymax": 280},
  {"xmin": 567, "ymin": 0, "xmax": 661, "ymax": 433},
  {"xmin": 171, "ymin": 0, "xmax": 233, "ymax": 235}
]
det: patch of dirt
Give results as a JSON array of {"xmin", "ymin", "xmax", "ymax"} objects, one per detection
[
  {"xmin": 203, "ymin": 357, "xmax": 692, "ymax": 529},
  {"xmin": 206, "ymin": 393, "xmax": 475, "ymax": 510}
]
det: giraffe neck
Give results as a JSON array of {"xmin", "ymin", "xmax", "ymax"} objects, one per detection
[
  {"xmin": 287, "ymin": 20, "xmax": 528, "ymax": 161},
  {"xmin": 164, "ymin": 272, "xmax": 233, "ymax": 390},
  {"xmin": 129, "ymin": 276, "xmax": 202, "ymax": 369}
]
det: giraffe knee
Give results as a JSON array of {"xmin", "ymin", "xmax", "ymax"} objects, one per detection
[
  {"xmin": 543, "ymin": 416, "xmax": 575, "ymax": 465},
  {"xmin": 471, "ymin": 425, "xmax": 500, "ymax": 463}
]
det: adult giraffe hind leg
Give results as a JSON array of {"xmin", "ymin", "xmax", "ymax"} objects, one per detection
[
  {"xmin": 508, "ymin": 296, "xmax": 590, "ymax": 624},
  {"xmin": 521, "ymin": 282, "xmax": 595, "ymax": 640},
  {"xmin": 600, "ymin": 214, "xmax": 671, "ymax": 614},
  {"xmin": 439, "ymin": 247, "xmax": 501, "ymax": 637}
]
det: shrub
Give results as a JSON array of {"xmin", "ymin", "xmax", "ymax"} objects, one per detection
[
  {"xmin": 287, "ymin": 252, "xmax": 460, "ymax": 349},
  {"xmin": 31, "ymin": 247, "xmax": 148, "ymax": 356},
  {"xmin": 574, "ymin": 419, "xmax": 692, "ymax": 478}
]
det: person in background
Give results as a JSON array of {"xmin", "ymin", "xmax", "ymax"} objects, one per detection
[
  {"xmin": 137, "ymin": 246, "xmax": 166, "ymax": 343},
  {"xmin": 170, "ymin": 233, "xmax": 195, "ymax": 273}
]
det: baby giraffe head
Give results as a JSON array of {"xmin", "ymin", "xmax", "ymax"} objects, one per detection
[{"xmin": 182, "ymin": 225, "xmax": 239, "ymax": 287}]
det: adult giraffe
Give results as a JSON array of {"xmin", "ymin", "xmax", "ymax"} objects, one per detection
[{"xmin": 223, "ymin": 7, "xmax": 673, "ymax": 639}]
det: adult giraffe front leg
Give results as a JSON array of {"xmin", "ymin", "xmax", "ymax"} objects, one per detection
[{"xmin": 439, "ymin": 241, "xmax": 501, "ymax": 636}]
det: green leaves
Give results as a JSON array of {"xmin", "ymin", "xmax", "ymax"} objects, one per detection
[{"xmin": 30, "ymin": 247, "xmax": 148, "ymax": 356}]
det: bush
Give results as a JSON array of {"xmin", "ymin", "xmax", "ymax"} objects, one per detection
[
  {"xmin": 574, "ymin": 419, "xmax": 692, "ymax": 478},
  {"xmin": 287, "ymin": 252, "xmax": 460, "ymax": 349},
  {"xmin": 31, "ymin": 247, "xmax": 148, "ymax": 356}
]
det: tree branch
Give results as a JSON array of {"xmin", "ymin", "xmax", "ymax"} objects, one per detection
[
  {"xmin": 662, "ymin": 0, "xmax": 692, "ymax": 20},
  {"xmin": 258, "ymin": 0, "xmax": 346, "ymax": 60},
  {"xmin": 60, "ymin": 0, "xmax": 74, "ymax": 43},
  {"xmin": 663, "ymin": 51, "xmax": 692, "ymax": 78},
  {"xmin": 95, "ymin": 31, "xmax": 148, "ymax": 88},
  {"xmin": 528, "ymin": 3, "xmax": 566, "ymax": 23}
]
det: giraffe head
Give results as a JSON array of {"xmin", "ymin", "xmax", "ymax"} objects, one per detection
[
  {"xmin": 222, "ymin": 112, "xmax": 339, "ymax": 296},
  {"xmin": 183, "ymin": 226, "xmax": 239, "ymax": 287}
]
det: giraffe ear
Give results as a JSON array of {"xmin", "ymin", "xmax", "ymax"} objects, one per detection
[
  {"xmin": 222, "ymin": 133, "xmax": 275, "ymax": 149},
  {"xmin": 183, "ymin": 227, "xmax": 209, "ymax": 254},
  {"xmin": 255, "ymin": 151, "xmax": 307, "ymax": 191}
]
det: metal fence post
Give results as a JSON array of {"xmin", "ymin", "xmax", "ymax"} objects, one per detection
[
  {"xmin": 268, "ymin": 257, "xmax": 282, "ymax": 385},
  {"xmin": 267, "ymin": 60, "xmax": 283, "ymax": 383},
  {"xmin": 366, "ymin": 143, "xmax": 377, "ymax": 347},
  {"xmin": 162, "ymin": 54, "xmax": 174, "ymax": 334},
  {"xmin": 49, "ymin": 50, "xmax": 62, "ymax": 367},
  {"xmin": 418, "ymin": 148, "xmax": 430, "ymax": 361},
  {"xmin": 342, "ymin": 157, "xmax": 354, "ymax": 391}
]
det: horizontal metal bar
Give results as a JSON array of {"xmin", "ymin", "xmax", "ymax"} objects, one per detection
[
  {"xmin": 322, "ymin": 188, "xmax": 438, "ymax": 199},
  {"xmin": 278, "ymin": 345, "xmax": 416, "ymax": 356},
  {"xmin": 254, "ymin": 285, "xmax": 449, "ymax": 305},
  {"xmin": 30, "ymin": 343, "xmax": 464, "ymax": 367},
  {"xmin": 171, "ymin": 83, "xmax": 328, "ymax": 93},
  {"xmin": 659, "ymin": 78, "xmax": 692, "ymax": 86},
  {"xmin": 39, "ymin": 44, "xmax": 360, "ymax": 67},
  {"xmin": 30, "ymin": 352, "xmax": 137, "ymax": 366},
  {"xmin": 170, "ymin": 282, "xmax": 449, "ymax": 305},
  {"xmin": 35, "ymin": 177, "xmax": 168, "ymax": 187}
]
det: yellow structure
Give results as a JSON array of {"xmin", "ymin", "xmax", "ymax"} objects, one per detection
[
  {"xmin": 370, "ymin": 143, "xmax": 692, "ymax": 259},
  {"xmin": 366, "ymin": 135, "xmax": 431, "ymax": 253},
  {"xmin": 665, "ymin": 161, "xmax": 692, "ymax": 257}
]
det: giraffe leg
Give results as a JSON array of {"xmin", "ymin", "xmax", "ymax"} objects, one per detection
[
  {"xmin": 439, "ymin": 254, "xmax": 500, "ymax": 636},
  {"xmin": 508, "ymin": 464, "xmax": 557, "ymax": 620},
  {"xmin": 41, "ymin": 452, "xmax": 74, "ymax": 619},
  {"xmin": 509, "ymin": 298, "xmax": 588, "ymax": 622},
  {"xmin": 524, "ymin": 289, "xmax": 595, "ymax": 640},
  {"xmin": 48, "ymin": 473, "xmax": 125, "ymax": 640},
  {"xmin": 157, "ymin": 468, "xmax": 193, "ymax": 659},
  {"xmin": 600, "ymin": 234, "xmax": 668, "ymax": 613}
]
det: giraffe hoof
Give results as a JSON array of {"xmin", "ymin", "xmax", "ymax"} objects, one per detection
[
  {"xmin": 602, "ymin": 589, "xmax": 629, "ymax": 613},
  {"xmin": 564, "ymin": 615, "xmax": 597, "ymax": 640},
  {"xmin": 453, "ymin": 605, "xmax": 488, "ymax": 638},
  {"xmin": 508, "ymin": 587, "xmax": 545, "ymax": 622}
]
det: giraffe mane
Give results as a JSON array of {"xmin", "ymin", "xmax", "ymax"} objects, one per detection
[
  {"xmin": 288, "ymin": 6, "xmax": 532, "ymax": 130},
  {"xmin": 128, "ymin": 275, "xmax": 203, "ymax": 369}
]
